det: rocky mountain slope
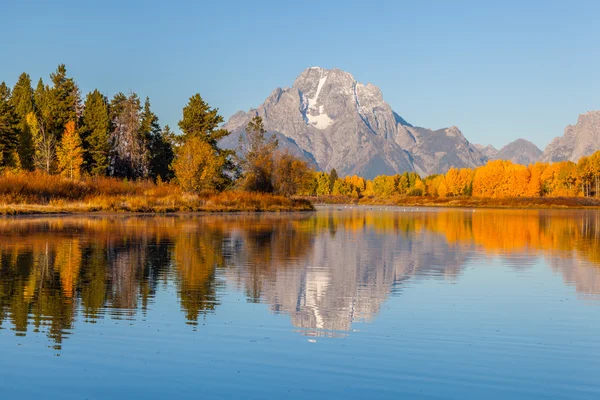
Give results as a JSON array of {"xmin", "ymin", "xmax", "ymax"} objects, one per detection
[
  {"xmin": 493, "ymin": 139, "xmax": 542, "ymax": 165},
  {"xmin": 475, "ymin": 139, "xmax": 542, "ymax": 165},
  {"xmin": 539, "ymin": 111, "xmax": 600, "ymax": 163},
  {"xmin": 474, "ymin": 144, "xmax": 498, "ymax": 159},
  {"xmin": 221, "ymin": 67, "xmax": 486, "ymax": 178}
]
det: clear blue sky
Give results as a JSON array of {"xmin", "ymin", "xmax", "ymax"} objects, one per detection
[{"xmin": 2, "ymin": 0, "xmax": 599, "ymax": 149}]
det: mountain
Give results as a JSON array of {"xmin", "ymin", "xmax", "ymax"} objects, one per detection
[
  {"xmin": 221, "ymin": 67, "xmax": 486, "ymax": 178},
  {"xmin": 540, "ymin": 111, "xmax": 600, "ymax": 163},
  {"xmin": 474, "ymin": 144, "xmax": 498, "ymax": 159},
  {"xmin": 492, "ymin": 139, "xmax": 541, "ymax": 165}
]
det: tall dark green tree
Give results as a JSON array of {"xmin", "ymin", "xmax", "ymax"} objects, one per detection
[
  {"xmin": 48, "ymin": 64, "xmax": 78, "ymax": 139},
  {"xmin": 0, "ymin": 82, "xmax": 20, "ymax": 170},
  {"xmin": 81, "ymin": 90, "xmax": 110, "ymax": 175},
  {"xmin": 149, "ymin": 124, "xmax": 175, "ymax": 182},
  {"xmin": 329, "ymin": 168, "xmax": 338, "ymax": 192},
  {"xmin": 140, "ymin": 97, "xmax": 174, "ymax": 181},
  {"xmin": 140, "ymin": 97, "xmax": 158, "ymax": 167},
  {"xmin": 178, "ymin": 94, "xmax": 230, "ymax": 146},
  {"xmin": 10, "ymin": 73, "xmax": 35, "ymax": 170}
]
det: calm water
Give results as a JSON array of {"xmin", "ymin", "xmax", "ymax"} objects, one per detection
[{"xmin": 1, "ymin": 207, "xmax": 600, "ymax": 399}]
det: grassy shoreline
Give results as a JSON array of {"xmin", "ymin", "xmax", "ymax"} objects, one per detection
[
  {"xmin": 0, "ymin": 172, "xmax": 314, "ymax": 215},
  {"xmin": 301, "ymin": 195, "xmax": 600, "ymax": 209},
  {"xmin": 0, "ymin": 193, "xmax": 314, "ymax": 215}
]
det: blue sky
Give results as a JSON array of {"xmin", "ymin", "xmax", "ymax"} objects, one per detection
[{"xmin": 2, "ymin": 0, "xmax": 599, "ymax": 149}]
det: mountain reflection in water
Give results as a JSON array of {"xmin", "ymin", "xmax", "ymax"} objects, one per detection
[{"xmin": 0, "ymin": 208, "xmax": 599, "ymax": 349}]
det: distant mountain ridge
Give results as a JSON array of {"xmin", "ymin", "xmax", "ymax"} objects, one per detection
[
  {"xmin": 539, "ymin": 111, "xmax": 600, "ymax": 163},
  {"xmin": 475, "ymin": 139, "xmax": 542, "ymax": 166},
  {"xmin": 221, "ymin": 67, "xmax": 599, "ymax": 177}
]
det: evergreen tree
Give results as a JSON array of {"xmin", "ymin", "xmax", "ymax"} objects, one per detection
[
  {"xmin": 140, "ymin": 98, "xmax": 175, "ymax": 181},
  {"xmin": 177, "ymin": 93, "xmax": 236, "ymax": 186},
  {"xmin": 329, "ymin": 168, "xmax": 338, "ymax": 192},
  {"xmin": 149, "ymin": 124, "xmax": 175, "ymax": 182},
  {"xmin": 57, "ymin": 121, "xmax": 84, "ymax": 179},
  {"xmin": 10, "ymin": 73, "xmax": 35, "ymax": 170},
  {"xmin": 140, "ymin": 97, "xmax": 159, "ymax": 169},
  {"xmin": 0, "ymin": 82, "xmax": 19, "ymax": 170},
  {"xmin": 48, "ymin": 64, "xmax": 77, "ymax": 139},
  {"xmin": 81, "ymin": 90, "xmax": 110, "ymax": 175},
  {"xmin": 178, "ymin": 93, "xmax": 230, "ymax": 147}
]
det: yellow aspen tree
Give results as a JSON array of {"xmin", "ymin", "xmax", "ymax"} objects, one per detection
[{"xmin": 57, "ymin": 121, "xmax": 84, "ymax": 179}]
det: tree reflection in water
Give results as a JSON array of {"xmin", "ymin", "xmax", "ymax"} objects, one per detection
[{"xmin": 0, "ymin": 209, "xmax": 599, "ymax": 349}]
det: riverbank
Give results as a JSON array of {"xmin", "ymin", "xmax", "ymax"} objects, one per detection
[
  {"xmin": 0, "ymin": 172, "xmax": 313, "ymax": 215},
  {"xmin": 301, "ymin": 195, "xmax": 600, "ymax": 209},
  {"xmin": 0, "ymin": 192, "xmax": 314, "ymax": 215}
]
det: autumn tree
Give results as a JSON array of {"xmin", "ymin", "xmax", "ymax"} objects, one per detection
[
  {"xmin": 26, "ymin": 111, "xmax": 55, "ymax": 173},
  {"xmin": 238, "ymin": 115, "xmax": 278, "ymax": 192},
  {"xmin": 272, "ymin": 151, "xmax": 312, "ymax": 196},
  {"xmin": 57, "ymin": 121, "xmax": 84, "ymax": 179},
  {"xmin": 172, "ymin": 135, "xmax": 225, "ymax": 192},
  {"xmin": 81, "ymin": 89, "xmax": 110, "ymax": 175},
  {"xmin": 315, "ymin": 172, "xmax": 331, "ymax": 195}
]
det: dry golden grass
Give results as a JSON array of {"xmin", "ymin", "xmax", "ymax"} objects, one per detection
[{"xmin": 0, "ymin": 172, "xmax": 314, "ymax": 214}]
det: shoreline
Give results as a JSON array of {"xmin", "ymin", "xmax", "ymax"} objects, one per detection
[
  {"xmin": 0, "ymin": 195, "xmax": 315, "ymax": 216},
  {"xmin": 303, "ymin": 195, "xmax": 600, "ymax": 210}
]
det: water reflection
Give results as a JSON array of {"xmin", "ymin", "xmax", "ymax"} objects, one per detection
[{"xmin": 0, "ymin": 208, "xmax": 599, "ymax": 349}]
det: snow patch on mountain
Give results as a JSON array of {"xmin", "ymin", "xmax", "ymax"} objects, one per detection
[{"xmin": 304, "ymin": 70, "xmax": 334, "ymax": 129}]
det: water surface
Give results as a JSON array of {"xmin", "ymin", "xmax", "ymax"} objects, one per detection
[{"xmin": 1, "ymin": 207, "xmax": 599, "ymax": 399}]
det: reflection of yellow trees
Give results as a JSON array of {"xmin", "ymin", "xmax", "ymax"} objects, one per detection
[
  {"xmin": 0, "ymin": 212, "xmax": 599, "ymax": 349},
  {"xmin": 173, "ymin": 223, "xmax": 224, "ymax": 323},
  {"xmin": 54, "ymin": 239, "xmax": 82, "ymax": 300}
]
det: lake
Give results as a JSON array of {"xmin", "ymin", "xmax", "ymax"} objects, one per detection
[{"xmin": 1, "ymin": 207, "xmax": 599, "ymax": 399}]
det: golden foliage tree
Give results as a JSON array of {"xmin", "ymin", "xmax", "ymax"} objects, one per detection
[
  {"xmin": 57, "ymin": 121, "xmax": 84, "ymax": 179},
  {"xmin": 172, "ymin": 135, "xmax": 226, "ymax": 193},
  {"xmin": 272, "ymin": 151, "xmax": 313, "ymax": 196}
]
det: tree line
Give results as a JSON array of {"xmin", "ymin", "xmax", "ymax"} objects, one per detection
[
  {"xmin": 0, "ymin": 65, "xmax": 311, "ymax": 196},
  {"xmin": 299, "ymin": 152, "xmax": 600, "ymax": 199}
]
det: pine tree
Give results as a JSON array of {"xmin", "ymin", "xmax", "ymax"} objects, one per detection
[
  {"xmin": 140, "ymin": 97, "xmax": 158, "ymax": 170},
  {"xmin": 329, "ymin": 168, "xmax": 338, "ymax": 192},
  {"xmin": 10, "ymin": 73, "xmax": 35, "ymax": 170},
  {"xmin": 57, "ymin": 121, "xmax": 84, "ymax": 179},
  {"xmin": 178, "ymin": 93, "xmax": 230, "ymax": 147},
  {"xmin": 148, "ymin": 124, "xmax": 175, "ymax": 182},
  {"xmin": 0, "ymin": 82, "xmax": 19, "ymax": 170},
  {"xmin": 48, "ymin": 64, "xmax": 77, "ymax": 140},
  {"xmin": 177, "ymin": 93, "xmax": 236, "ymax": 187},
  {"xmin": 81, "ymin": 90, "xmax": 110, "ymax": 175},
  {"xmin": 140, "ymin": 98, "xmax": 175, "ymax": 181}
]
